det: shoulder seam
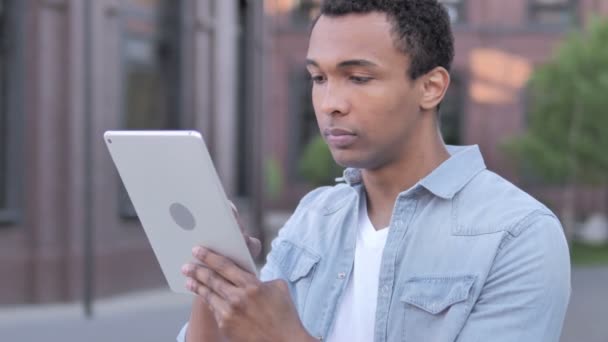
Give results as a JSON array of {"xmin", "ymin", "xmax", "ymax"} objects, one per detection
[
  {"xmin": 507, "ymin": 209, "xmax": 556, "ymax": 237},
  {"xmin": 497, "ymin": 211, "xmax": 559, "ymax": 251}
]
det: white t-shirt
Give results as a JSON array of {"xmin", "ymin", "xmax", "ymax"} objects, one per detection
[{"xmin": 326, "ymin": 194, "xmax": 389, "ymax": 342}]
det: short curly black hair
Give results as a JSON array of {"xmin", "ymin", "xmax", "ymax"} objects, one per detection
[{"xmin": 318, "ymin": 0, "xmax": 454, "ymax": 80}]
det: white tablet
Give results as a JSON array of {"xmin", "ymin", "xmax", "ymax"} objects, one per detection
[{"xmin": 103, "ymin": 130, "xmax": 257, "ymax": 294}]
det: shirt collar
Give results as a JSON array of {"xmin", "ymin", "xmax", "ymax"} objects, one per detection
[{"xmin": 340, "ymin": 145, "xmax": 487, "ymax": 200}]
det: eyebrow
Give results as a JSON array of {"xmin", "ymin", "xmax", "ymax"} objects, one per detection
[{"xmin": 306, "ymin": 59, "xmax": 379, "ymax": 69}]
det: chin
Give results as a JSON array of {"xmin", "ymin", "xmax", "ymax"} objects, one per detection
[
  {"xmin": 331, "ymin": 147, "xmax": 391, "ymax": 171},
  {"xmin": 330, "ymin": 150, "xmax": 372, "ymax": 169}
]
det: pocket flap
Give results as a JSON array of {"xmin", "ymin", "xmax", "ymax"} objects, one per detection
[
  {"xmin": 400, "ymin": 275, "xmax": 475, "ymax": 314},
  {"xmin": 275, "ymin": 241, "xmax": 321, "ymax": 282}
]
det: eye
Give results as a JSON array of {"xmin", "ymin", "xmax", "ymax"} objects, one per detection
[
  {"xmin": 310, "ymin": 74, "xmax": 327, "ymax": 84},
  {"xmin": 349, "ymin": 76, "xmax": 372, "ymax": 84}
]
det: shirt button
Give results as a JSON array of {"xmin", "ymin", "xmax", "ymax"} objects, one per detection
[
  {"xmin": 382, "ymin": 285, "xmax": 390, "ymax": 293},
  {"xmin": 337, "ymin": 272, "xmax": 346, "ymax": 279}
]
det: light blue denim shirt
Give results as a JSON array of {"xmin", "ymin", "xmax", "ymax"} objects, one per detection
[{"xmin": 178, "ymin": 145, "xmax": 571, "ymax": 342}]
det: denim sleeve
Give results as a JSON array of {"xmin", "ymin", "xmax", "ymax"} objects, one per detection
[
  {"xmin": 259, "ymin": 206, "xmax": 295, "ymax": 282},
  {"xmin": 259, "ymin": 207, "xmax": 296, "ymax": 282},
  {"xmin": 178, "ymin": 186, "xmax": 330, "ymax": 341},
  {"xmin": 259, "ymin": 186, "xmax": 330, "ymax": 282},
  {"xmin": 456, "ymin": 213, "xmax": 571, "ymax": 342}
]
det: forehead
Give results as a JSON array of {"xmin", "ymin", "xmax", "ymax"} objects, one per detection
[{"xmin": 307, "ymin": 12, "xmax": 406, "ymax": 67}]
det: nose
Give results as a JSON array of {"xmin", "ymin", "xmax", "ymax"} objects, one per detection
[{"xmin": 317, "ymin": 81, "xmax": 350, "ymax": 117}]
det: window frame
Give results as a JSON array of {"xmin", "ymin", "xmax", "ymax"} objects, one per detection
[
  {"xmin": 439, "ymin": 0, "xmax": 467, "ymax": 25},
  {"xmin": 439, "ymin": 71, "xmax": 466, "ymax": 146},
  {"xmin": 287, "ymin": 66, "xmax": 318, "ymax": 182},
  {"xmin": 117, "ymin": 0, "xmax": 184, "ymax": 219},
  {"xmin": 528, "ymin": 0, "xmax": 578, "ymax": 27},
  {"xmin": 0, "ymin": 0, "xmax": 24, "ymax": 225},
  {"xmin": 289, "ymin": 0, "xmax": 321, "ymax": 28}
]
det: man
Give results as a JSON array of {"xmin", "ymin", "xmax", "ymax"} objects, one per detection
[{"xmin": 178, "ymin": 0, "xmax": 571, "ymax": 341}]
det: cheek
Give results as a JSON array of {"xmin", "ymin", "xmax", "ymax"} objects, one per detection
[
  {"xmin": 311, "ymin": 87, "xmax": 324, "ymax": 124},
  {"xmin": 354, "ymin": 88, "xmax": 410, "ymax": 127},
  {"xmin": 356, "ymin": 80, "xmax": 412, "ymax": 111},
  {"xmin": 355, "ymin": 88, "xmax": 419, "ymax": 148}
]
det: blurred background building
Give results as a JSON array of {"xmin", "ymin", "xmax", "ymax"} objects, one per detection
[
  {"xmin": 0, "ymin": 4, "xmax": 607, "ymax": 342},
  {"xmin": 0, "ymin": 0, "xmax": 265, "ymax": 304},
  {"xmin": 264, "ymin": 0, "xmax": 608, "ymax": 214}
]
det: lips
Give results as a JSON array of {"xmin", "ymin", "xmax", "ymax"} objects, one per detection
[
  {"xmin": 326, "ymin": 127, "xmax": 355, "ymax": 136},
  {"xmin": 324, "ymin": 127, "xmax": 357, "ymax": 148}
]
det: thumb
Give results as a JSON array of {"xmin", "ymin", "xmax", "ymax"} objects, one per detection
[
  {"xmin": 246, "ymin": 236, "xmax": 263, "ymax": 258},
  {"xmin": 227, "ymin": 200, "xmax": 244, "ymax": 232},
  {"xmin": 228, "ymin": 200, "xmax": 261, "ymax": 257}
]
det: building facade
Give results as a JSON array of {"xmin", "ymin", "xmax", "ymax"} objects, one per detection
[
  {"xmin": 1, "ymin": 0, "xmax": 607, "ymax": 306},
  {"xmin": 0, "ymin": 0, "xmax": 265, "ymax": 305},
  {"xmin": 263, "ymin": 0, "xmax": 608, "ymax": 213}
]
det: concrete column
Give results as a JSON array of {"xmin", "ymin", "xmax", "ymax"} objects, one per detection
[
  {"xmin": 213, "ymin": 0, "xmax": 239, "ymax": 196},
  {"xmin": 30, "ymin": 0, "xmax": 71, "ymax": 302},
  {"xmin": 193, "ymin": 0, "xmax": 214, "ymax": 157}
]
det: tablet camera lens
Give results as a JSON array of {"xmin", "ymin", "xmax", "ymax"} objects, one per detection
[{"xmin": 169, "ymin": 202, "xmax": 196, "ymax": 231}]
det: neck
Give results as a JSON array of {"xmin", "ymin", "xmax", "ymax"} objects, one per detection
[{"xmin": 361, "ymin": 121, "xmax": 449, "ymax": 229}]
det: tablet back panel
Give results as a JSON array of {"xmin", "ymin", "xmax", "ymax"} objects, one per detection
[{"xmin": 104, "ymin": 131, "xmax": 256, "ymax": 294}]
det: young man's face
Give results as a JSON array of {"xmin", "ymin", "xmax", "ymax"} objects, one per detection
[{"xmin": 306, "ymin": 12, "xmax": 426, "ymax": 170}]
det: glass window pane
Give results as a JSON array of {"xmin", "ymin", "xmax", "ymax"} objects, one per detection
[
  {"xmin": 440, "ymin": 74, "xmax": 464, "ymax": 145},
  {"xmin": 122, "ymin": 0, "xmax": 181, "ymax": 130},
  {"xmin": 0, "ymin": 116, "xmax": 5, "ymax": 210},
  {"xmin": 439, "ymin": 0, "xmax": 465, "ymax": 24},
  {"xmin": 288, "ymin": 68, "xmax": 318, "ymax": 179},
  {"xmin": 534, "ymin": 0, "xmax": 569, "ymax": 5},
  {"xmin": 530, "ymin": 0, "xmax": 575, "ymax": 25},
  {"xmin": 532, "ymin": 7, "xmax": 575, "ymax": 25},
  {"xmin": 290, "ymin": 0, "xmax": 320, "ymax": 27},
  {"xmin": 119, "ymin": 0, "xmax": 182, "ymax": 217},
  {"xmin": 0, "ymin": 0, "xmax": 7, "ymax": 210}
]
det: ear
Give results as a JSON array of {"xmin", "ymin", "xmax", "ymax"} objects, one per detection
[{"xmin": 419, "ymin": 67, "xmax": 450, "ymax": 111}]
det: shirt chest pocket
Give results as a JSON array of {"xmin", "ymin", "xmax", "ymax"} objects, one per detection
[
  {"xmin": 275, "ymin": 240, "xmax": 321, "ymax": 317},
  {"xmin": 398, "ymin": 275, "xmax": 476, "ymax": 342}
]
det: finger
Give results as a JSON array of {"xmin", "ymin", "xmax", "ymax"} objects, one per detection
[
  {"xmin": 227, "ymin": 200, "xmax": 238, "ymax": 215},
  {"xmin": 183, "ymin": 263, "xmax": 237, "ymax": 300},
  {"xmin": 228, "ymin": 200, "xmax": 245, "ymax": 233},
  {"xmin": 245, "ymin": 236, "xmax": 262, "ymax": 258},
  {"xmin": 186, "ymin": 278, "xmax": 230, "ymax": 318},
  {"xmin": 192, "ymin": 246, "xmax": 257, "ymax": 287},
  {"xmin": 227, "ymin": 200, "xmax": 255, "ymax": 256}
]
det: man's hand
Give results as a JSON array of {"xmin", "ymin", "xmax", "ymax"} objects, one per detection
[
  {"xmin": 181, "ymin": 247, "xmax": 315, "ymax": 342},
  {"xmin": 227, "ymin": 201, "xmax": 262, "ymax": 259}
]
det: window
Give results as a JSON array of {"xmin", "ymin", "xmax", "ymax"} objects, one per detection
[
  {"xmin": 0, "ymin": 1, "xmax": 7, "ymax": 212},
  {"xmin": 519, "ymin": 84, "xmax": 548, "ymax": 185},
  {"xmin": 290, "ymin": 0, "xmax": 321, "ymax": 27},
  {"xmin": 119, "ymin": 0, "xmax": 183, "ymax": 218},
  {"xmin": 236, "ymin": 0, "xmax": 255, "ymax": 197},
  {"xmin": 529, "ymin": 0, "xmax": 577, "ymax": 26},
  {"xmin": 440, "ymin": 73, "xmax": 465, "ymax": 145},
  {"xmin": 121, "ymin": 0, "xmax": 182, "ymax": 130},
  {"xmin": 288, "ymin": 68, "xmax": 319, "ymax": 180},
  {"xmin": 439, "ymin": 0, "xmax": 466, "ymax": 24},
  {"xmin": 0, "ymin": 0, "xmax": 22, "ymax": 223}
]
